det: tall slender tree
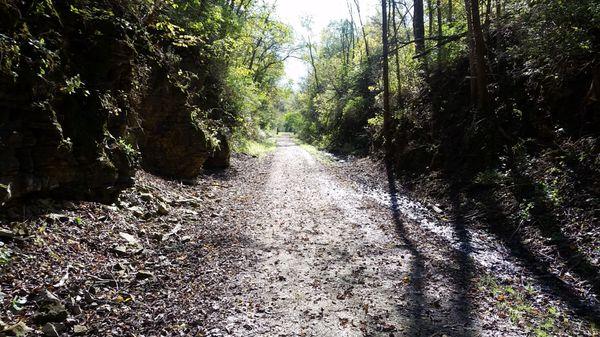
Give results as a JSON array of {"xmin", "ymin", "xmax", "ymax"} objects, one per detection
[
  {"xmin": 302, "ymin": 17, "xmax": 321, "ymax": 90},
  {"xmin": 353, "ymin": 0, "xmax": 371, "ymax": 58},
  {"xmin": 382, "ymin": 0, "xmax": 392, "ymax": 159},
  {"xmin": 307, "ymin": 34, "xmax": 320, "ymax": 89},
  {"xmin": 464, "ymin": 0, "xmax": 490, "ymax": 111},
  {"xmin": 496, "ymin": 0, "xmax": 501, "ymax": 18},
  {"xmin": 392, "ymin": 0, "xmax": 403, "ymax": 97},
  {"xmin": 437, "ymin": 0, "xmax": 443, "ymax": 66},
  {"xmin": 428, "ymin": 0, "xmax": 434, "ymax": 39},
  {"xmin": 345, "ymin": 0, "xmax": 358, "ymax": 61},
  {"xmin": 413, "ymin": 0, "xmax": 426, "ymax": 59}
]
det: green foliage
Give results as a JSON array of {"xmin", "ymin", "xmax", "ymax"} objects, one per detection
[
  {"xmin": 61, "ymin": 74, "xmax": 88, "ymax": 96},
  {"xmin": 367, "ymin": 115, "xmax": 383, "ymax": 128},
  {"xmin": 478, "ymin": 274, "xmax": 566, "ymax": 336},
  {"xmin": 541, "ymin": 179, "xmax": 562, "ymax": 207},
  {"xmin": 296, "ymin": 21, "xmax": 378, "ymax": 153},
  {"xmin": 11, "ymin": 295, "xmax": 26, "ymax": 311},
  {"xmin": 473, "ymin": 169, "xmax": 506, "ymax": 186},
  {"xmin": 0, "ymin": 35, "xmax": 20, "ymax": 80},
  {"xmin": 295, "ymin": 0, "xmax": 600, "ymax": 161},
  {"xmin": 233, "ymin": 138, "xmax": 276, "ymax": 157},
  {"xmin": 141, "ymin": 0, "xmax": 294, "ymax": 146},
  {"xmin": 208, "ymin": 2, "xmax": 295, "ymax": 144},
  {"xmin": 515, "ymin": 201, "xmax": 535, "ymax": 224},
  {"xmin": 117, "ymin": 139, "xmax": 139, "ymax": 158},
  {"xmin": 342, "ymin": 96, "xmax": 367, "ymax": 122},
  {"xmin": 506, "ymin": 0, "xmax": 599, "ymax": 74},
  {"xmin": 280, "ymin": 111, "xmax": 303, "ymax": 133}
]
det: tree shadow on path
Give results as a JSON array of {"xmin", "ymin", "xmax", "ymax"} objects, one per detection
[
  {"xmin": 385, "ymin": 162, "xmax": 475, "ymax": 336},
  {"xmin": 470, "ymin": 175, "xmax": 600, "ymax": 325}
]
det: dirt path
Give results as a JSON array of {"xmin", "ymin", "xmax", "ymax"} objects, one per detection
[
  {"xmin": 205, "ymin": 135, "xmax": 498, "ymax": 336},
  {"xmin": 219, "ymin": 135, "xmax": 421, "ymax": 336},
  {"xmin": 203, "ymin": 134, "xmax": 598, "ymax": 337},
  {"xmin": 1, "ymin": 134, "xmax": 596, "ymax": 336}
]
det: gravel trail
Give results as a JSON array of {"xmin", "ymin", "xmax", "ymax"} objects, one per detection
[
  {"xmin": 210, "ymin": 135, "xmax": 524, "ymax": 336},
  {"xmin": 2, "ymin": 134, "xmax": 596, "ymax": 336}
]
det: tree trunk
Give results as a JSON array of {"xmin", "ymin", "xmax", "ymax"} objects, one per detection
[
  {"xmin": 346, "ymin": 0, "xmax": 358, "ymax": 61},
  {"xmin": 392, "ymin": 0, "xmax": 402, "ymax": 97},
  {"xmin": 464, "ymin": 0, "xmax": 478, "ymax": 104},
  {"xmin": 247, "ymin": 11, "xmax": 272, "ymax": 71},
  {"xmin": 485, "ymin": 0, "xmax": 492, "ymax": 27},
  {"xmin": 413, "ymin": 0, "xmax": 426, "ymax": 58},
  {"xmin": 464, "ymin": 0, "xmax": 490, "ymax": 111},
  {"xmin": 307, "ymin": 35, "xmax": 320, "ymax": 89},
  {"xmin": 448, "ymin": 0, "xmax": 453, "ymax": 22},
  {"xmin": 496, "ymin": 0, "xmax": 501, "ymax": 18},
  {"xmin": 381, "ymin": 0, "xmax": 392, "ymax": 159},
  {"xmin": 428, "ymin": 0, "xmax": 434, "ymax": 39},
  {"xmin": 437, "ymin": 0, "xmax": 443, "ymax": 66},
  {"xmin": 353, "ymin": 0, "xmax": 371, "ymax": 58},
  {"xmin": 400, "ymin": 2, "xmax": 411, "ymax": 41}
]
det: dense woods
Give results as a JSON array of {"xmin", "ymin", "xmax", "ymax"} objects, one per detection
[
  {"xmin": 291, "ymin": 0, "xmax": 599, "ymax": 277},
  {"xmin": 293, "ymin": 0, "xmax": 599, "ymax": 158}
]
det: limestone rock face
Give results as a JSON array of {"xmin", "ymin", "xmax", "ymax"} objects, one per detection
[
  {"xmin": 0, "ymin": 1, "xmax": 138, "ymax": 205},
  {"xmin": 138, "ymin": 41, "xmax": 233, "ymax": 178},
  {"xmin": 138, "ymin": 65, "xmax": 210, "ymax": 179},
  {"xmin": 0, "ymin": 1, "xmax": 234, "ymax": 205}
]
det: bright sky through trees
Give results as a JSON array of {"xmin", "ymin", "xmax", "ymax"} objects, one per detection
[{"xmin": 272, "ymin": 0, "xmax": 377, "ymax": 86}]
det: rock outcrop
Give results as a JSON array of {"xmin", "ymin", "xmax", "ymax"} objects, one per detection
[
  {"xmin": 0, "ymin": 1, "xmax": 233, "ymax": 205},
  {"xmin": 0, "ymin": 1, "xmax": 138, "ymax": 205},
  {"xmin": 138, "ymin": 56, "xmax": 211, "ymax": 179},
  {"xmin": 138, "ymin": 34, "xmax": 233, "ymax": 178}
]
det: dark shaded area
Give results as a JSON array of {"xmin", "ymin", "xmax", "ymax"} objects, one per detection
[
  {"xmin": 0, "ymin": 1, "xmax": 139, "ymax": 205},
  {"xmin": 386, "ymin": 162, "xmax": 475, "ymax": 336},
  {"xmin": 0, "ymin": 0, "xmax": 233, "ymax": 206},
  {"xmin": 203, "ymin": 134, "xmax": 232, "ymax": 170},
  {"xmin": 432, "ymin": 166, "xmax": 600, "ymax": 326},
  {"xmin": 382, "ymin": 2, "xmax": 600, "ymax": 327},
  {"xmin": 478, "ymin": 196, "xmax": 600, "ymax": 325},
  {"xmin": 446, "ymin": 184, "xmax": 477, "ymax": 336},
  {"xmin": 0, "ymin": 163, "xmax": 264, "ymax": 336}
]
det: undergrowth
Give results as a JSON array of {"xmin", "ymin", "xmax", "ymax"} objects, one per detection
[
  {"xmin": 291, "ymin": 135, "xmax": 335, "ymax": 164},
  {"xmin": 477, "ymin": 274, "xmax": 597, "ymax": 336},
  {"xmin": 233, "ymin": 138, "xmax": 276, "ymax": 157}
]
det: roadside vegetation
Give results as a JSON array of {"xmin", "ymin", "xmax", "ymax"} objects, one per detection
[
  {"xmin": 0, "ymin": 0, "xmax": 296, "ymax": 203},
  {"xmin": 233, "ymin": 136, "xmax": 277, "ymax": 158}
]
